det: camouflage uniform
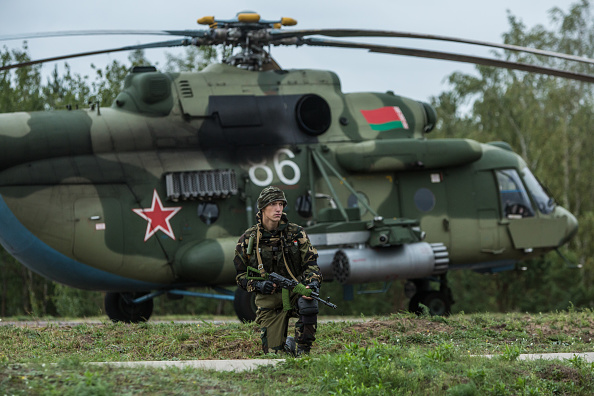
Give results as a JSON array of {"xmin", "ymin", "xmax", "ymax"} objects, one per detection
[{"xmin": 234, "ymin": 187, "xmax": 322, "ymax": 354}]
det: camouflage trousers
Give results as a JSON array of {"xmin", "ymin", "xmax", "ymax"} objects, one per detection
[{"xmin": 254, "ymin": 292, "xmax": 317, "ymax": 353}]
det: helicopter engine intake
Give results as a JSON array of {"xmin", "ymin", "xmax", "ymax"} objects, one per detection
[{"xmin": 331, "ymin": 242, "xmax": 449, "ymax": 284}]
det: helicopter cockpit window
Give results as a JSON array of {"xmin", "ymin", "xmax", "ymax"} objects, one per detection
[
  {"xmin": 496, "ymin": 169, "xmax": 535, "ymax": 219},
  {"xmin": 521, "ymin": 167, "xmax": 556, "ymax": 214}
]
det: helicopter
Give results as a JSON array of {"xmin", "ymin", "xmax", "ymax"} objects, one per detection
[{"xmin": 0, "ymin": 12, "xmax": 587, "ymax": 322}]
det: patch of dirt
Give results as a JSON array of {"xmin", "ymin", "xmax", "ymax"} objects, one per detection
[
  {"xmin": 346, "ymin": 317, "xmax": 452, "ymax": 339},
  {"xmin": 337, "ymin": 314, "xmax": 594, "ymax": 347},
  {"xmin": 535, "ymin": 363, "xmax": 583, "ymax": 383}
]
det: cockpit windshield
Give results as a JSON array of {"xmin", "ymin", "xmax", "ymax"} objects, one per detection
[
  {"xmin": 521, "ymin": 167, "xmax": 556, "ymax": 214},
  {"xmin": 496, "ymin": 169, "xmax": 534, "ymax": 219}
]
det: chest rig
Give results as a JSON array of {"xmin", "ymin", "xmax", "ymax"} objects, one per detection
[{"xmin": 247, "ymin": 222, "xmax": 301, "ymax": 282}]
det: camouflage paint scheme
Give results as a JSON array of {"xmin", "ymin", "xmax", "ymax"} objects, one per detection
[{"xmin": 0, "ymin": 63, "xmax": 578, "ymax": 301}]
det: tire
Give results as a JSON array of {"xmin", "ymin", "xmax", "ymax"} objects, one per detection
[
  {"xmin": 422, "ymin": 291, "xmax": 451, "ymax": 316},
  {"xmin": 409, "ymin": 290, "xmax": 451, "ymax": 316},
  {"xmin": 233, "ymin": 287, "xmax": 257, "ymax": 323},
  {"xmin": 104, "ymin": 292, "xmax": 153, "ymax": 323}
]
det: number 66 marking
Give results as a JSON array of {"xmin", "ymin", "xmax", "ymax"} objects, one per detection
[{"xmin": 249, "ymin": 149, "xmax": 301, "ymax": 187}]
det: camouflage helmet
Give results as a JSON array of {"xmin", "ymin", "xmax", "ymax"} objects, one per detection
[{"xmin": 257, "ymin": 186, "xmax": 287, "ymax": 210}]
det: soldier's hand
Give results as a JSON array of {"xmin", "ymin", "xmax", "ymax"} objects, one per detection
[
  {"xmin": 302, "ymin": 285, "xmax": 313, "ymax": 300},
  {"xmin": 302, "ymin": 281, "xmax": 319, "ymax": 300},
  {"xmin": 256, "ymin": 280, "xmax": 276, "ymax": 294}
]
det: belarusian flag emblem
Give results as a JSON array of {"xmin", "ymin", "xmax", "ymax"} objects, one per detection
[{"xmin": 360, "ymin": 106, "xmax": 409, "ymax": 131}]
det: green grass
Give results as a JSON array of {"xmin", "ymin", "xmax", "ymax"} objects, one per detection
[{"xmin": 2, "ymin": 310, "xmax": 594, "ymax": 394}]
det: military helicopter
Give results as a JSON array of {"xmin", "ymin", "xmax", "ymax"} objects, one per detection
[{"xmin": 0, "ymin": 12, "xmax": 587, "ymax": 322}]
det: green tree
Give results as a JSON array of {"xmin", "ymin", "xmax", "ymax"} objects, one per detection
[
  {"xmin": 90, "ymin": 49, "xmax": 153, "ymax": 107},
  {"xmin": 0, "ymin": 43, "xmax": 44, "ymax": 113},
  {"xmin": 434, "ymin": 0, "xmax": 594, "ymax": 312},
  {"xmin": 164, "ymin": 45, "xmax": 221, "ymax": 72},
  {"xmin": 42, "ymin": 64, "xmax": 91, "ymax": 111}
]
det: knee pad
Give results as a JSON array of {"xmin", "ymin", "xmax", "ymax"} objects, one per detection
[{"xmin": 298, "ymin": 297, "xmax": 319, "ymax": 316}]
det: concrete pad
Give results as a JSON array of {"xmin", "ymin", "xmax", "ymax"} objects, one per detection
[
  {"xmin": 90, "ymin": 359, "xmax": 285, "ymax": 372},
  {"xmin": 482, "ymin": 352, "xmax": 594, "ymax": 362},
  {"xmin": 90, "ymin": 352, "xmax": 594, "ymax": 372},
  {"xmin": 518, "ymin": 352, "xmax": 594, "ymax": 362}
]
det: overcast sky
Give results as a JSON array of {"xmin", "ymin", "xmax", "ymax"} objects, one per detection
[{"xmin": 0, "ymin": 0, "xmax": 580, "ymax": 102}]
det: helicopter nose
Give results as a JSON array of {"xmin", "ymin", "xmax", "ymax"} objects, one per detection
[{"xmin": 555, "ymin": 206, "xmax": 578, "ymax": 246}]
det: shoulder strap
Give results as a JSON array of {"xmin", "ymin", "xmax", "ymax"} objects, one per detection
[
  {"xmin": 255, "ymin": 226, "xmax": 267, "ymax": 278},
  {"xmin": 280, "ymin": 237, "xmax": 299, "ymax": 282}
]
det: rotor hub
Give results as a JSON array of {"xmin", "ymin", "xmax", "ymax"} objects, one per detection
[{"xmin": 194, "ymin": 12, "xmax": 299, "ymax": 70}]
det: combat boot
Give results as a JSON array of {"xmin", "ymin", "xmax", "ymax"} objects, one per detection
[
  {"xmin": 296, "ymin": 344, "xmax": 311, "ymax": 357},
  {"xmin": 284, "ymin": 336, "xmax": 296, "ymax": 357}
]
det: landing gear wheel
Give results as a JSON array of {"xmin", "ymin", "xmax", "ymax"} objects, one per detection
[
  {"xmin": 422, "ymin": 291, "xmax": 451, "ymax": 316},
  {"xmin": 233, "ymin": 287, "xmax": 257, "ymax": 322},
  {"xmin": 409, "ymin": 290, "xmax": 451, "ymax": 316},
  {"xmin": 104, "ymin": 292, "xmax": 153, "ymax": 323}
]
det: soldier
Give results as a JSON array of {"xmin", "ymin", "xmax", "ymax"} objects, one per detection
[{"xmin": 234, "ymin": 186, "xmax": 322, "ymax": 355}]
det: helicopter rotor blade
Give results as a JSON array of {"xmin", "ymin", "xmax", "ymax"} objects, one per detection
[
  {"xmin": 273, "ymin": 29, "xmax": 594, "ymax": 66},
  {"xmin": 303, "ymin": 38, "xmax": 594, "ymax": 84},
  {"xmin": 0, "ymin": 29, "xmax": 210, "ymax": 42},
  {"xmin": 1, "ymin": 23, "xmax": 592, "ymax": 80},
  {"xmin": 4, "ymin": 28, "xmax": 592, "ymax": 67},
  {"xmin": 0, "ymin": 39, "xmax": 192, "ymax": 71}
]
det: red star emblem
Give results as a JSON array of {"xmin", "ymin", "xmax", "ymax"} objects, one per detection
[{"xmin": 132, "ymin": 190, "xmax": 182, "ymax": 242}]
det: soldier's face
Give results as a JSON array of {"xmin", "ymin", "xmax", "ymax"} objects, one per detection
[{"xmin": 262, "ymin": 201, "xmax": 284, "ymax": 224}]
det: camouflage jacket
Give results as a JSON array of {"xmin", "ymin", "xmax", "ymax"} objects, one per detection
[{"xmin": 234, "ymin": 212, "xmax": 322, "ymax": 293}]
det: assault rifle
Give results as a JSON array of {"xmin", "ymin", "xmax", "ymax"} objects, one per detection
[{"xmin": 268, "ymin": 272, "xmax": 338, "ymax": 309}]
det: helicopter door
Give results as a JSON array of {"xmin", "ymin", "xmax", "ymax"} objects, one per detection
[
  {"xmin": 398, "ymin": 171, "xmax": 450, "ymax": 246},
  {"xmin": 474, "ymin": 170, "xmax": 506, "ymax": 254}
]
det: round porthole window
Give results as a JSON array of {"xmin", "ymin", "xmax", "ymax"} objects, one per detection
[{"xmin": 414, "ymin": 188, "xmax": 435, "ymax": 212}]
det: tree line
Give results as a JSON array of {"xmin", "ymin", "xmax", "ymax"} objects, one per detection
[
  {"xmin": 433, "ymin": 0, "xmax": 594, "ymax": 313},
  {"xmin": 0, "ymin": 1, "xmax": 593, "ymax": 318}
]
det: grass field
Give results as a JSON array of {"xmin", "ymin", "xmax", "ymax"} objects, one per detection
[{"xmin": 2, "ymin": 309, "xmax": 594, "ymax": 394}]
